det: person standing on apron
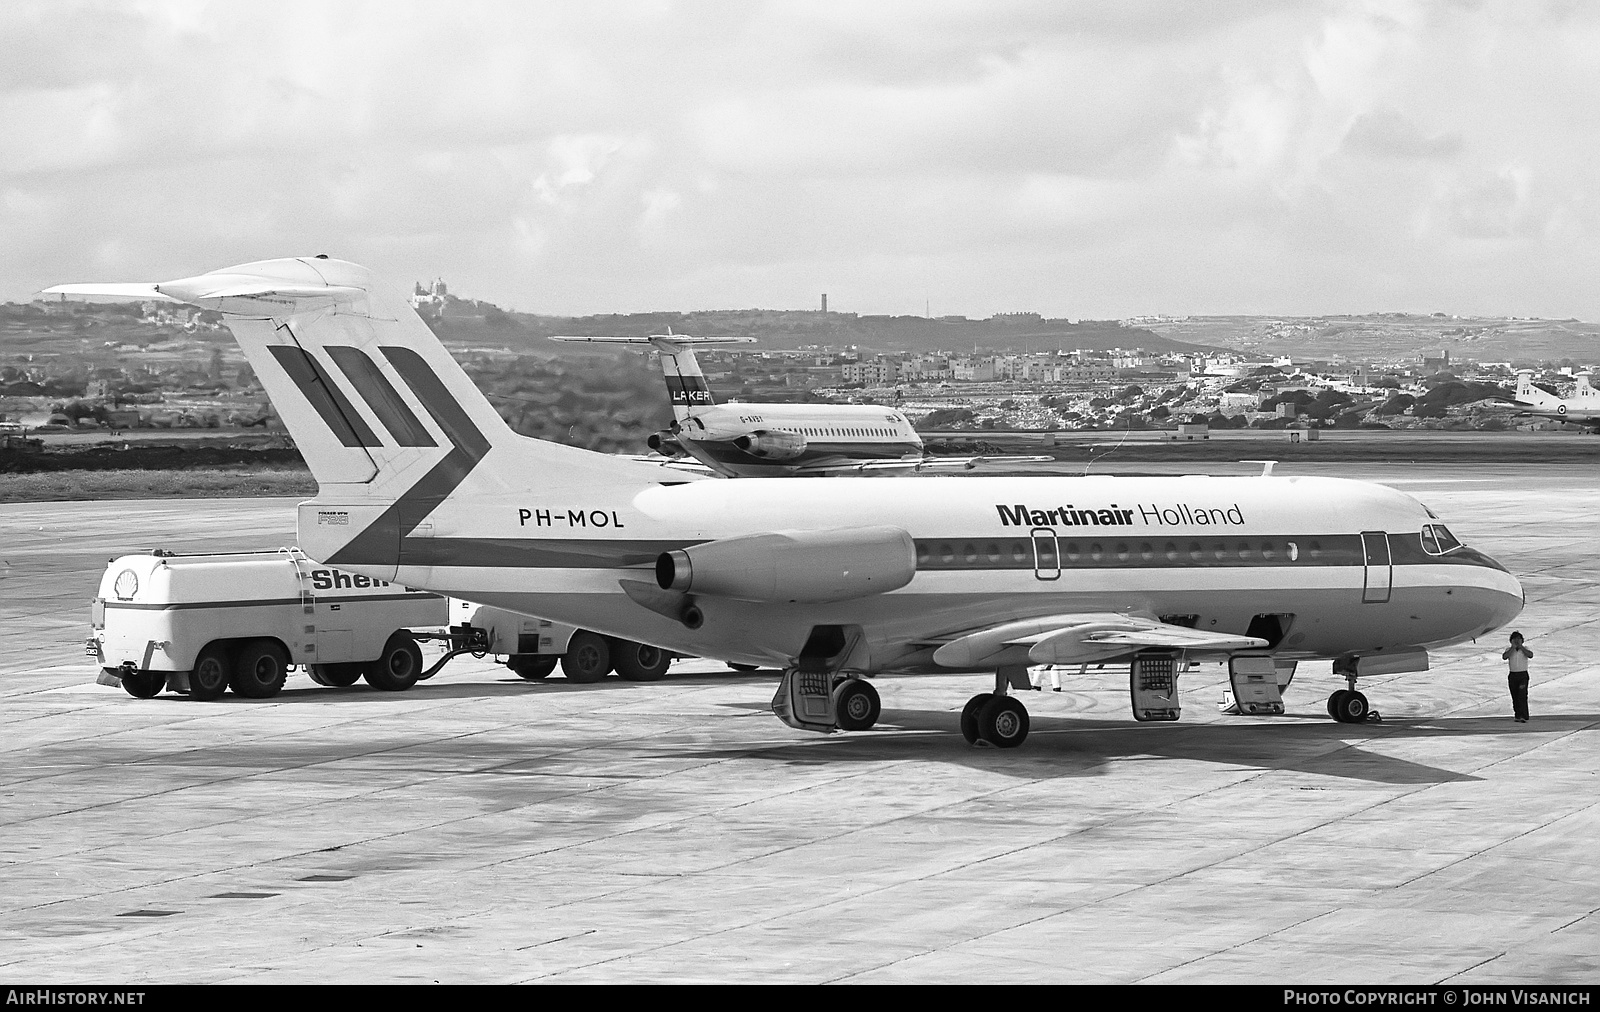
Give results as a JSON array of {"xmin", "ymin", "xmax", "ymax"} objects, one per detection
[{"xmin": 1502, "ymin": 631, "xmax": 1532, "ymax": 722}]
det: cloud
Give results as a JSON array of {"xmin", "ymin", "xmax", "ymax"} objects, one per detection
[
  {"xmin": 1343, "ymin": 107, "xmax": 1463, "ymax": 159},
  {"xmin": 4, "ymin": 0, "xmax": 1600, "ymax": 320}
]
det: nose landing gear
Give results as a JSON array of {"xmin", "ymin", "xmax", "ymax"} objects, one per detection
[{"xmin": 1327, "ymin": 672, "xmax": 1381, "ymax": 724}]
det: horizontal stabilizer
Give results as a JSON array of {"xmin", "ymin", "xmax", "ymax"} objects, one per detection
[{"xmin": 40, "ymin": 282, "xmax": 183, "ymax": 303}]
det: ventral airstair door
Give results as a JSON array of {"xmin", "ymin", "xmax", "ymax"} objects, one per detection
[{"xmin": 1361, "ymin": 531, "xmax": 1392, "ymax": 604}]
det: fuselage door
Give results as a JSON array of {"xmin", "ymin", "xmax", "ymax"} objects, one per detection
[
  {"xmin": 1032, "ymin": 527, "xmax": 1060, "ymax": 581},
  {"xmin": 1361, "ymin": 531, "xmax": 1392, "ymax": 604}
]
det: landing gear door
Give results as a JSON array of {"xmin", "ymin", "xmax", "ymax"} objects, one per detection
[
  {"xmin": 1361, "ymin": 531, "xmax": 1392, "ymax": 604},
  {"xmin": 1131, "ymin": 651, "xmax": 1181, "ymax": 721},
  {"xmin": 1229, "ymin": 656, "xmax": 1284, "ymax": 715}
]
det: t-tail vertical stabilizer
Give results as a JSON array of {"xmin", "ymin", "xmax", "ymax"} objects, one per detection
[
  {"xmin": 46, "ymin": 257, "xmax": 673, "ymax": 581},
  {"xmin": 547, "ymin": 332, "xmax": 755, "ymax": 422}
]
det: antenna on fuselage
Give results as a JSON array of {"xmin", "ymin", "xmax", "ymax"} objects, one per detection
[{"xmin": 1241, "ymin": 459, "xmax": 1277, "ymax": 476}]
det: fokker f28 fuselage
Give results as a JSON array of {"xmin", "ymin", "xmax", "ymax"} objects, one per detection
[{"xmin": 46, "ymin": 258, "xmax": 1525, "ymax": 748}]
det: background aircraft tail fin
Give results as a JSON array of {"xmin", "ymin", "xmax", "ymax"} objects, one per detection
[{"xmin": 549, "ymin": 333, "xmax": 754, "ymax": 422}]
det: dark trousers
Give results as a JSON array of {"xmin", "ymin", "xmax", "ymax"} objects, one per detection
[{"xmin": 1508, "ymin": 672, "xmax": 1529, "ymax": 720}]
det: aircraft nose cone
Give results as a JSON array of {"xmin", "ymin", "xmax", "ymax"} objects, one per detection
[{"xmin": 1485, "ymin": 566, "xmax": 1525, "ymax": 632}]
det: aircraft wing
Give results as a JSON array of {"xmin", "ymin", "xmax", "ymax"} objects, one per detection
[
  {"xmin": 795, "ymin": 455, "xmax": 1055, "ymax": 476},
  {"xmin": 621, "ymin": 454, "xmax": 718, "ymax": 477},
  {"xmin": 931, "ymin": 613, "xmax": 1267, "ymax": 668},
  {"xmin": 549, "ymin": 334, "xmax": 756, "ymax": 351}
]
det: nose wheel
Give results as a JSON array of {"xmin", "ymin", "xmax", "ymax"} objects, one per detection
[{"xmin": 1328, "ymin": 688, "xmax": 1371, "ymax": 723}]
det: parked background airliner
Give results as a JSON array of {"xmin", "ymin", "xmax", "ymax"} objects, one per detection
[
  {"xmin": 47, "ymin": 258, "xmax": 1525, "ymax": 749},
  {"xmin": 549, "ymin": 333, "xmax": 1039, "ymax": 477},
  {"xmin": 1511, "ymin": 369, "xmax": 1600, "ymax": 429}
]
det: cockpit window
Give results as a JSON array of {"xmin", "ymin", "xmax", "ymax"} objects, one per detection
[{"xmin": 1422, "ymin": 524, "xmax": 1462, "ymax": 554}]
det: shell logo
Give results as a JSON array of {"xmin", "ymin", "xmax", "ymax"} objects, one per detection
[{"xmin": 113, "ymin": 569, "xmax": 139, "ymax": 601}]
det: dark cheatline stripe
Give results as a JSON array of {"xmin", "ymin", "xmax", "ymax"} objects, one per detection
[
  {"xmin": 382, "ymin": 346, "xmax": 491, "ymax": 458},
  {"xmin": 267, "ymin": 342, "xmax": 382, "ymax": 448},
  {"xmin": 327, "ymin": 347, "xmax": 493, "ymax": 569},
  {"xmin": 322, "ymin": 531, "xmax": 1499, "ymax": 572},
  {"xmin": 325, "ymin": 346, "xmax": 437, "ymax": 447}
]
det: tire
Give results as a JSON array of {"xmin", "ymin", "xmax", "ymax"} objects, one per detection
[
  {"xmin": 507, "ymin": 654, "xmax": 558, "ymax": 681},
  {"xmin": 120, "ymin": 670, "xmax": 164, "ymax": 699},
  {"xmin": 1333, "ymin": 690, "xmax": 1370, "ymax": 724},
  {"xmin": 978, "ymin": 695, "xmax": 1030, "ymax": 748},
  {"xmin": 960, "ymin": 693, "xmax": 993, "ymax": 745},
  {"xmin": 363, "ymin": 632, "xmax": 424, "ymax": 692},
  {"xmin": 310, "ymin": 663, "xmax": 363, "ymax": 687},
  {"xmin": 1327, "ymin": 690, "xmax": 1347, "ymax": 719},
  {"xmin": 833, "ymin": 679, "xmax": 881, "ymax": 732},
  {"xmin": 560, "ymin": 631, "xmax": 612, "ymax": 683},
  {"xmin": 613, "ymin": 640, "xmax": 671, "ymax": 682},
  {"xmin": 189, "ymin": 642, "xmax": 233, "ymax": 701},
  {"xmin": 231, "ymin": 639, "xmax": 289, "ymax": 699}
]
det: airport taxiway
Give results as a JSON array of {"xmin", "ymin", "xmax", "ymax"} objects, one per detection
[{"xmin": 1, "ymin": 463, "xmax": 1596, "ymax": 983}]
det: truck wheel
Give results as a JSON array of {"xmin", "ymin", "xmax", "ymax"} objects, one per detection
[
  {"xmin": 507, "ymin": 655, "xmax": 558, "ymax": 680},
  {"xmin": 120, "ymin": 670, "xmax": 165, "ymax": 699},
  {"xmin": 613, "ymin": 640, "xmax": 671, "ymax": 681},
  {"xmin": 190, "ymin": 643, "xmax": 232, "ymax": 701},
  {"xmin": 231, "ymin": 640, "xmax": 289, "ymax": 699},
  {"xmin": 560, "ymin": 631, "xmax": 612, "ymax": 683},
  {"xmin": 310, "ymin": 663, "xmax": 363, "ymax": 687},
  {"xmin": 364, "ymin": 632, "xmax": 424, "ymax": 691}
]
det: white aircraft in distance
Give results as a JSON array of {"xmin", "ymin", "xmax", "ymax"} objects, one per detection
[
  {"xmin": 548, "ymin": 332, "xmax": 1048, "ymax": 478},
  {"xmin": 1511, "ymin": 369, "xmax": 1600, "ymax": 429},
  {"xmin": 47, "ymin": 258, "xmax": 1524, "ymax": 748}
]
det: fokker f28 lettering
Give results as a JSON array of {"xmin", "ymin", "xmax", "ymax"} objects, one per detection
[
  {"xmin": 47, "ymin": 258, "xmax": 1525, "ymax": 748},
  {"xmin": 547, "ymin": 332, "xmax": 1046, "ymax": 478}
]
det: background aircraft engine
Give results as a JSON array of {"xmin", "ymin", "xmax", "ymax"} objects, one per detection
[
  {"xmin": 646, "ymin": 430, "xmax": 686, "ymax": 456},
  {"xmin": 656, "ymin": 526, "xmax": 916, "ymax": 603},
  {"xmin": 732, "ymin": 429, "xmax": 807, "ymax": 460}
]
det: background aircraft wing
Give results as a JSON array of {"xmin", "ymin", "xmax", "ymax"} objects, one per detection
[
  {"xmin": 802, "ymin": 455, "xmax": 1055, "ymax": 475},
  {"xmin": 932, "ymin": 613, "xmax": 1267, "ymax": 667},
  {"xmin": 549, "ymin": 334, "xmax": 756, "ymax": 347}
]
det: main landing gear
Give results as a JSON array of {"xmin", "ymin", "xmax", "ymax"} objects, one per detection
[
  {"xmin": 1327, "ymin": 671, "xmax": 1380, "ymax": 724},
  {"xmin": 960, "ymin": 666, "xmax": 1031, "ymax": 749},
  {"xmin": 771, "ymin": 669, "xmax": 881, "ymax": 734}
]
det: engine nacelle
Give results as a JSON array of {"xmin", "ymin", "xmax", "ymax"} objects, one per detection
[
  {"xmin": 656, "ymin": 526, "xmax": 916, "ymax": 603},
  {"xmin": 647, "ymin": 430, "xmax": 687, "ymax": 457},
  {"xmin": 732, "ymin": 429, "xmax": 807, "ymax": 460}
]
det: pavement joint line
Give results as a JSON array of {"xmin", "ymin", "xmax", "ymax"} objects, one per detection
[
  {"xmin": 1129, "ymin": 906, "xmax": 1342, "ymax": 983},
  {"xmin": 1549, "ymin": 905, "xmax": 1600, "ymax": 934},
  {"xmin": 1439, "ymin": 950, "xmax": 1509, "ymax": 983}
]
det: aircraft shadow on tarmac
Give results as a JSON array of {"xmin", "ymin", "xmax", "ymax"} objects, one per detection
[{"xmin": 668, "ymin": 708, "xmax": 1600, "ymax": 785}]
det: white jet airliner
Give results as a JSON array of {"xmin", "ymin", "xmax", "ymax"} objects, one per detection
[
  {"xmin": 548, "ymin": 332, "xmax": 1043, "ymax": 477},
  {"xmin": 1510, "ymin": 369, "xmax": 1600, "ymax": 429},
  {"xmin": 47, "ymin": 258, "xmax": 1525, "ymax": 748}
]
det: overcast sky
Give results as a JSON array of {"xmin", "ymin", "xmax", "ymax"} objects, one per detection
[{"xmin": 5, "ymin": 0, "xmax": 1599, "ymax": 321}]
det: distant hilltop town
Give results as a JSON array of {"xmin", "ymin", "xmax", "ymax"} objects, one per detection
[{"xmin": 4, "ymin": 282, "xmax": 1599, "ymax": 446}]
